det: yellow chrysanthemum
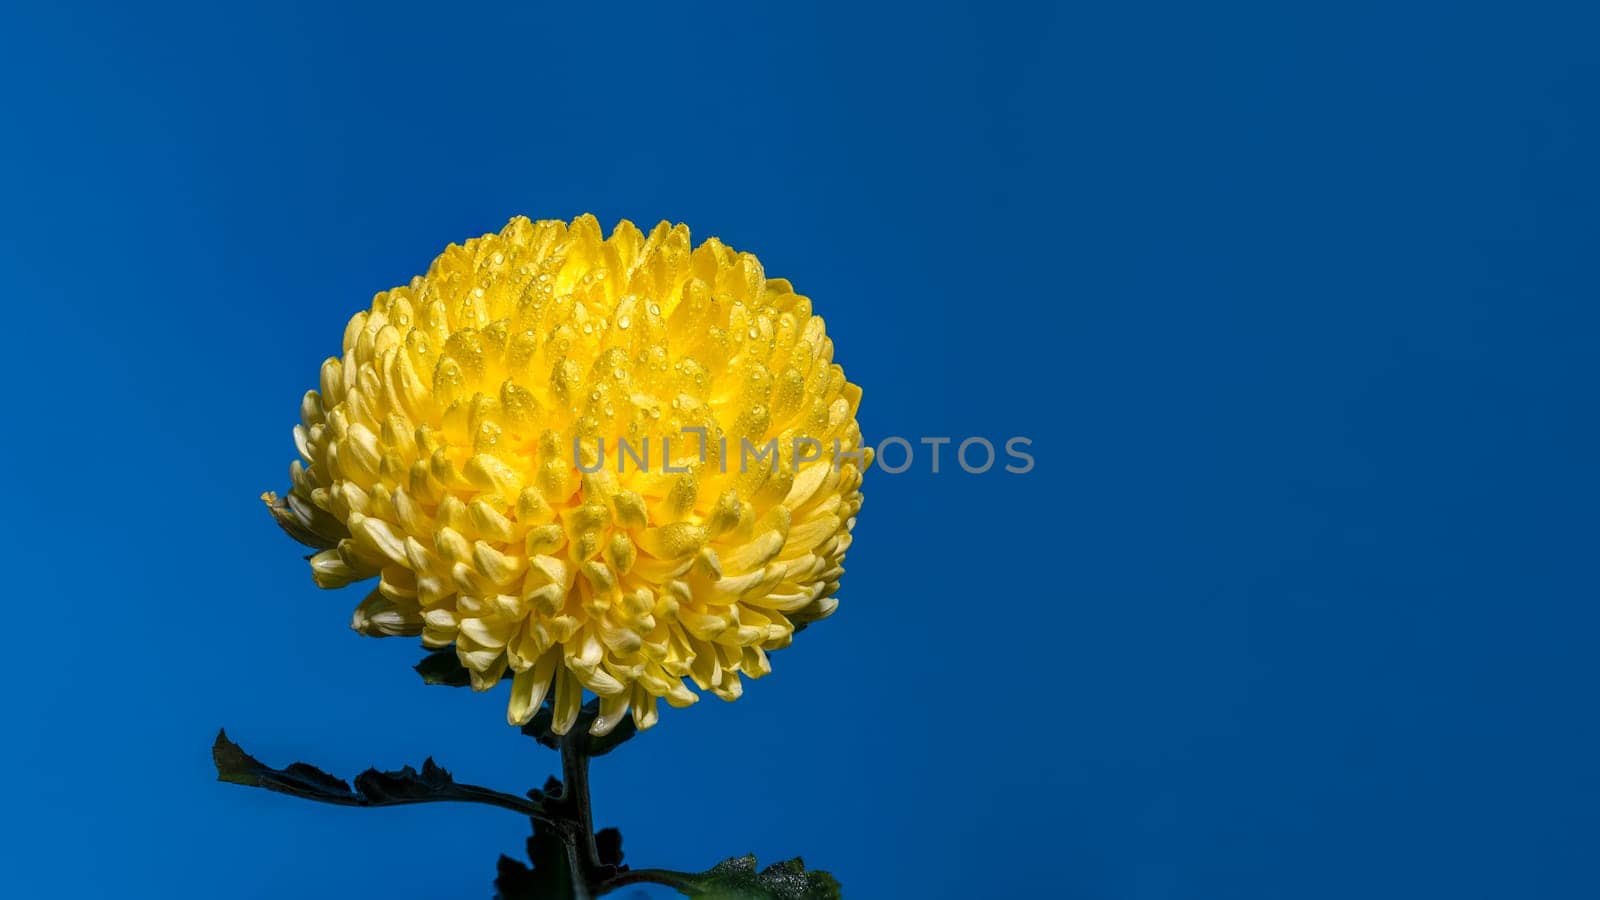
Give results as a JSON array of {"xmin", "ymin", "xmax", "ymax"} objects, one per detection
[{"xmin": 264, "ymin": 215, "xmax": 866, "ymax": 736}]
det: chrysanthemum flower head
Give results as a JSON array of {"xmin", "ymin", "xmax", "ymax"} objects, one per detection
[{"xmin": 264, "ymin": 215, "xmax": 866, "ymax": 736}]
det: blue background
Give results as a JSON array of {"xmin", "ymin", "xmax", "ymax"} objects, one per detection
[{"xmin": 2, "ymin": 1, "xmax": 1596, "ymax": 897}]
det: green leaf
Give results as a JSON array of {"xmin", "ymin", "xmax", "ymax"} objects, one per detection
[
  {"xmin": 413, "ymin": 648, "xmax": 473, "ymax": 686},
  {"xmin": 597, "ymin": 856, "xmax": 840, "ymax": 899},
  {"xmin": 678, "ymin": 855, "xmax": 840, "ymax": 900},
  {"xmin": 495, "ymin": 804, "xmax": 629, "ymax": 899},
  {"xmin": 494, "ymin": 821, "xmax": 580, "ymax": 900},
  {"xmin": 212, "ymin": 729, "xmax": 545, "ymax": 818},
  {"xmin": 595, "ymin": 827, "xmax": 625, "ymax": 868}
]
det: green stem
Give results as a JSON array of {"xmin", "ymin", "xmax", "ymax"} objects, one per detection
[
  {"xmin": 566, "ymin": 841, "xmax": 594, "ymax": 900},
  {"xmin": 560, "ymin": 731, "xmax": 604, "ymax": 897},
  {"xmin": 597, "ymin": 868, "xmax": 698, "ymax": 893}
]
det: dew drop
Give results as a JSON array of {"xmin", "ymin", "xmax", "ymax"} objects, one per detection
[
  {"xmin": 647, "ymin": 303, "xmax": 661, "ymax": 317},
  {"xmin": 617, "ymin": 315, "xmax": 631, "ymax": 330}
]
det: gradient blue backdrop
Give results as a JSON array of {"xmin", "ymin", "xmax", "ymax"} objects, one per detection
[{"xmin": 3, "ymin": 2, "xmax": 1596, "ymax": 897}]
